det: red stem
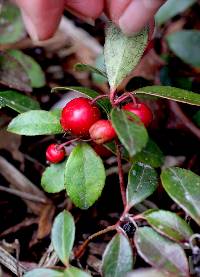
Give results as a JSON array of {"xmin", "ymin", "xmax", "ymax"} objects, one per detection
[
  {"xmin": 115, "ymin": 139, "xmax": 127, "ymax": 208},
  {"xmin": 91, "ymin": 94, "xmax": 109, "ymax": 105},
  {"xmin": 57, "ymin": 138, "xmax": 80, "ymax": 150}
]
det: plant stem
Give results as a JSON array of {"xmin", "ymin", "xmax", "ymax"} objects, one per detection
[
  {"xmin": 110, "ymin": 89, "xmax": 117, "ymax": 107},
  {"xmin": 115, "ymin": 139, "xmax": 127, "ymax": 208},
  {"xmin": 74, "ymin": 225, "xmax": 116, "ymax": 259},
  {"xmin": 57, "ymin": 137, "xmax": 80, "ymax": 150},
  {"xmin": 91, "ymin": 94, "xmax": 108, "ymax": 105},
  {"xmin": 114, "ymin": 92, "xmax": 137, "ymax": 105}
]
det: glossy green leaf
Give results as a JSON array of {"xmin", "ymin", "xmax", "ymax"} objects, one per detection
[
  {"xmin": 8, "ymin": 49, "xmax": 46, "ymax": 88},
  {"xmin": 167, "ymin": 30, "xmax": 200, "ymax": 67},
  {"xmin": 127, "ymin": 162, "xmax": 158, "ymax": 208},
  {"xmin": 7, "ymin": 110, "xmax": 63, "ymax": 135},
  {"xmin": 155, "ymin": 0, "xmax": 196, "ymax": 25},
  {"xmin": 135, "ymin": 139, "xmax": 164, "ymax": 168},
  {"xmin": 0, "ymin": 97, "xmax": 6, "ymax": 109},
  {"xmin": 64, "ymin": 267, "xmax": 91, "ymax": 277},
  {"xmin": 0, "ymin": 52, "xmax": 31, "ymax": 92},
  {"xmin": 111, "ymin": 109, "xmax": 148, "ymax": 157},
  {"xmin": 161, "ymin": 167, "xmax": 200, "ymax": 225},
  {"xmin": 0, "ymin": 90, "xmax": 40, "ymax": 113},
  {"xmin": 144, "ymin": 209, "xmax": 193, "ymax": 242},
  {"xmin": 136, "ymin": 86, "xmax": 200, "ymax": 106},
  {"xmin": 135, "ymin": 227, "xmax": 189, "ymax": 277},
  {"xmin": 52, "ymin": 211, "xmax": 75, "ymax": 266},
  {"xmin": 74, "ymin": 63, "xmax": 107, "ymax": 78},
  {"xmin": 102, "ymin": 233, "xmax": 134, "ymax": 277},
  {"xmin": 65, "ymin": 143, "xmax": 106, "ymax": 209},
  {"xmin": 126, "ymin": 268, "xmax": 169, "ymax": 277},
  {"xmin": 92, "ymin": 54, "xmax": 107, "ymax": 84},
  {"xmin": 51, "ymin": 86, "xmax": 111, "ymax": 114},
  {"xmin": 0, "ymin": 3, "xmax": 25, "ymax": 44},
  {"xmin": 24, "ymin": 269, "xmax": 63, "ymax": 277},
  {"xmin": 41, "ymin": 161, "xmax": 66, "ymax": 193},
  {"xmin": 104, "ymin": 23, "xmax": 148, "ymax": 89}
]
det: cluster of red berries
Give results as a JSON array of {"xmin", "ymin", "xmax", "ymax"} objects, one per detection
[{"xmin": 46, "ymin": 97, "xmax": 153, "ymax": 163}]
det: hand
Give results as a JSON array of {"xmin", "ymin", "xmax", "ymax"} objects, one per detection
[{"xmin": 14, "ymin": 0, "xmax": 165, "ymax": 41}]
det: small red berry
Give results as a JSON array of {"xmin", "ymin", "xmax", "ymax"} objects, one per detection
[
  {"xmin": 46, "ymin": 144, "xmax": 65, "ymax": 163},
  {"xmin": 122, "ymin": 103, "xmax": 153, "ymax": 127},
  {"xmin": 60, "ymin": 97, "xmax": 101, "ymax": 136},
  {"xmin": 89, "ymin": 120, "xmax": 117, "ymax": 144}
]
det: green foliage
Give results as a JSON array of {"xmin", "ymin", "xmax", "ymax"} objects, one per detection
[
  {"xmin": 64, "ymin": 267, "xmax": 91, "ymax": 277},
  {"xmin": 65, "ymin": 143, "xmax": 106, "ymax": 209},
  {"xmin": 104, "ymin": 23, "xmax": 148, "ymax": 89},
  {"xmin": 41, "ymin": 161, "xmax": 66, "ymax": 193},
  {"xmin": 74, "ymin": 63, "xmax": 107, "ymax": 78},
  {"xmin": 51, "ymin": 211, "xmax": 75, "ymax": 266},
  {"xmin": 126, "ymin": 269, "xmax": 169, "ymax": 277},
  {"xmin": 167, "ymin": 30, "xmax": 200, "ymax": 67},
  {"xmin": 135, "ymin": 227, "xmax": 189, "ymax": 276},
  {"xmin": 111, "ymin": 109, "xmax": 148, "ymax": 157},
  {"xmin": 24, "ymin": 269, "xmax": 63, "ymax": 277},
  {"xmin": 92, "ymin": 54, "xmax": 107, "ymax": 84},
  {"xmin": 161, "ymin": 167, "xmax": 200, "ymax": 225},
  {"xmin": 127, "ymin": 162, "xmax": 158, "ymax": 208},
  {"xmin": 102, "ymin": 233, "xmax": 134, "ymax": 277},
  {"xmin": 7, "ymin": 110, "xmax": 63, "ymax": 135}
]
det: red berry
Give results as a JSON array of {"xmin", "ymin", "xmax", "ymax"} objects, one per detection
[
  {"xmin": 60, "ymin": 97, "xmax": 101, "ymax": 136},
  {"xmin": 46, "ymin": 144, "xmax": 65, "ymax": 163},
  {"xmin": 89, "ymin": 120, "xmax": 117, "ymax": 144},
  {"xmin": 122, "ymin": 103, "xmax": 153, "ymax": 127}
]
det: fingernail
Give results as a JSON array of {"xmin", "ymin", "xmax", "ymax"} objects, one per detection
[
  {"xmin": 21, "ymin": 11, "xmax": 39, "ymax": 41},
  {"xmin": 119, "ymin": 15, "xmax": 139, "ymax": 36},
  {"xmin": 84, "ymin": 18, "xmax": 95, "ymax": 26}
]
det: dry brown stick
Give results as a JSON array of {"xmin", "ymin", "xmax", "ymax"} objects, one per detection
[
  {"xmin": 0, "ymin": 246, "xmax": 27, "ymax": 276},
  {"xmin": 0, "ymin": 156, "xmax": 49, "ymax": 215},
  {"xmin": 39, "ymin": 243, "xmax": 59, "ymax": 267},
  {"xmin": 169, "ymin": 101, "xmax": 200, "ymax": 140}
]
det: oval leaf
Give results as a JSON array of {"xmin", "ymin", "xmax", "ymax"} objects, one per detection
[
  {"xmin": 111, "ymin": 108, "xmax": 148, "ymax": 157},
  {"xmin": 155, "ymin": 0, "xmax": 196, "ymax": 26},
  {"xmin": 134, "ymin": 139, "xmax": 164, "ymax": 168},
  {"xmin": 41, "ymin": 161, "xmax": 66, "ymax": 193},
  {"xmin": 0, "ymin": 52, "xmax": 31, "ymax": 92},
  {"xmin": 0, "ymin": 3, "xmax": 25, "ymax": 44},
  {"xmin": 52, "ymin": 211, "xmax": 75, "ymax": 266},
  {"xmin": 167, "ymin": 30, "xmax": 200, "ymax": 67},
  {"xmin": 8, "ymin": 49, "xmax": 46, "ymax": 88},
  {"xmin": 74, "ymin": 63, "xmax": 107, "ymax": 78},
  {"xmin": 144, "ymin": 209, "xmax": 193, "ymax": 242},
  {"xmin": 104, "ymin": 23, "xmax": 148, "ymax": 89},
  {"xmin": 161, "ymin": 167, "xmax": 200, "ymax": 225},
  {"xmin": 126, "ymin": 268, "xmax": 169, "ymax": 277},
  {"xmin": 136, "ymin": 86, "xmax": 200, "ymax": 106},
  {"xmin": 52, "ymin": 86, "xmax": 111, "ymax": 114},
  {"xmin": 0, "ymin": 90, "xmax": 40, "ymax": 113},
  {"xmin": 7, "ymin": 110, "xmax": 63, "ymax": 135},
  {"xmin": 135, "ymin": 227, "xmax": 189, "ymax": 276},
  {"xmin": 127, "ymin": 162, "xmax": 158, "ymax": 208},
  {"xmin": 24, "ymin": 269, "xmax": 63, "ymax": 277},
  {"xmin": 65, "ymin": 143, "xmax": 106, "ymax": 209},
  {"xmin": 102, "ymin": 233, "xmax": 134, "ymax": 277},
  {"xmin": 64, "ymin": 267, "xmax": 91, "ymax": 277}
]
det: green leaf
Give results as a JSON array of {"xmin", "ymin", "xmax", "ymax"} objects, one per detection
[
  {"xmin": 64, "ymin": 267, "xmax": 91, "ymax": 277},
  {"xmin": 126, "ymin": 268, "xmax": 169, "ymax": 277},
  {"xmin": 52, "ymin": 211, "xmax": 75, "ymax": 266},
  {"xmin": 104, "ymin": 23, "xmax": 148, "ymax": 89},
  {"xmin": 127, "ymin": 162, "xmax": 158, "ymax": 208},
  {"xmin": 8, "ymin": 49, "xmax": 46, "ymax": 88},
  {"xmin": 167, "ymin": 30, "xmax": 200, "ymax": 67},
  {"xmin": 92, "ymin": 54, "xmax": 107, "ymax": 84},
  {"xmin": 134, "ymin": 139, "xmax": 164, "ymax": 168},
  {"xmin": 24, "ymin": 269, "xmax": 63, "ymax": 277},
  {"xmin": 74, "ymin": 63, "xmax": 107, "ymax": 78},
  {"xmin": 135, "ymin": 227, "xmax": 189, "ymax": 277},
  {"xmin": 136, "ymin": 86, "xmax": 200, "ymax": 106},
  {"xmin": 161, "ymin": 167, "xmax": 200, "ymax": 225},
  {"xmin": 194, "ymin": 110, "xmax": 200, "ymax": 127},
  {"xmin": 41, "ymin": 161, "xmax": 66, "ymax": 193},
  {"xmin": 0, "ymin": 97, "xmax": 6, "ymax": 108},
  {"xmin": 65, "ymin": 143, "xmax": 106, "ymax": 209},
  {"xmin": 144, "ymin": 209, "xmax": 193, "ymax": 242},
  {"xmin": 155, "ymin": 0, "xmax": 196, "ymax": 26},
  {"xmin": 102, "ymin": 233, "xmax": 134, "ymax": 277},
  {"xmin": 7, "ymin": 110, "xmax": 63, "ymax": 136},
  {"xmin": 0, "ymin": 52, "xmax": 31, "ymax": 92},
  {"xmin": 51, "ymin": 86, "xmax": 111, "ymax": 114},
  {"xmin": 0, "ymin": 90, "xmax": 40, "ymax": 113},
  {"xmin": 111, "ymin": 108, "xmax": 148, "ymax": 157},
  {"xmin": 0, "ymin": 3, "xmax": 25, "ymax": 44}
]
